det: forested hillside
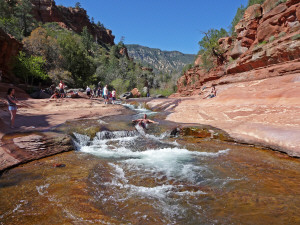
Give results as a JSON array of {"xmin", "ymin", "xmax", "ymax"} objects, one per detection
[
  {"xmin": 0, "ymin": 0, "xmax": 167, "ymax": 95},
  {"xmin": 126, "ymin": 44, "xmax": 195, "ymax": 74}
]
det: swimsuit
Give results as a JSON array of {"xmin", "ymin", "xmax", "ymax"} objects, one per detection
[{"xmin": 7, "ymin": 96, "xmax": 17, "ymax": 111}]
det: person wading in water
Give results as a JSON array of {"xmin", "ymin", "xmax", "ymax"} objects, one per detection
[{"xmin": 132, "ymin": 114, "xmax": 159, "ymax": 129}]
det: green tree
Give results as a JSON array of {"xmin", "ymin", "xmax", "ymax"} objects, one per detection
[
  {"xmin": 75, "ymin": 2, "xmax": 81, "ymax": 9},
  {"xmin": 198, "ymin": 28, "xmax": 228, "ymax": 70},
  {"xmin": 111, "ymin": 78, "xmax": 130, "ymax": 95},
  {"xmin": 0, "ymin": 0, "xmax": 36, "ymax": 39},
  {"xmin": 247, "ymin": 0, "xmax": 266, "ymax": 6},
  {"xmin": 58, "ymin": 33, "xmax": 95, "ymax": 86},
  {"xmin": 23, "ymin": 27, "xmax": 62, "ymax": 71},
  {"xmin": 81, "ymin": 26, "xmax": 93, "ymax": 54},
  {"xmin": 230, "ymin": 5, "xmax": 246, "ymax": 35},
  {"xmin": 14, "ymin": 51, "xmax": 48, "ymax": 85},
  {"xmin": 15, "ymin": 0, "xmax": 36, "ymax": 37}
]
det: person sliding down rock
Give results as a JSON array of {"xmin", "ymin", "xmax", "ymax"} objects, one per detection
[{"xmin": 132, "ymin": 114, "xmax": 159, "ymax": 129}]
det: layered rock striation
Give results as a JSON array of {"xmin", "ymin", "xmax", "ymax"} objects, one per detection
[
  {"xmin": 177, "ymin": 0, "xmax": 300, "ymax": 95},
  {"xmin": 30, "ymin": 0, "xmax": 115, "ymax": 45},
  {"xmin": 171, "ymin": 0, "xmax": 300, "ymax": 157}
]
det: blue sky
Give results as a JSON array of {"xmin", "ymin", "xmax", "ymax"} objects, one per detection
[{"xmin": 55, "ymin": 0, "xmax": 248, "ymax": 54}]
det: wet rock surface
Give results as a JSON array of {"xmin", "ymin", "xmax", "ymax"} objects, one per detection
[
  {"xmin": 0, "ymin": 114, "xmax": 299, "ymax": 224},
  {"xmin": 0, "ymin": 132, "xmax": 73, "ymax": 171}
]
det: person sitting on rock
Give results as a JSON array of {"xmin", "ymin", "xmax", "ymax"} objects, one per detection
[
  {"xmin": 49, "ymin": 90, "xmax": 60, "ymax": 100},
  {"xmin": 203, "ymin": 85, "xmax": 217, "ymax": 99},
  {"xmin": 132, "ymin": 114, "xmax": 159, "ymax": 129}
]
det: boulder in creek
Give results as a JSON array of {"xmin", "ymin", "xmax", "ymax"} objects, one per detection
[
  {"xmin": 131, "ymin": 88, "xmax": 141, "ymax": 98},
  {"xmin": 120, "ymin": 92, "xmax": 133, "ymax": 99}
]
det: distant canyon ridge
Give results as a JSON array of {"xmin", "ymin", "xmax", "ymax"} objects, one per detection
[{"xmin": 126, "ymin": 44, "xmax": 195, "ymax": 75}]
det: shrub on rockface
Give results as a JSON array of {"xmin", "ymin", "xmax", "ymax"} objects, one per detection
[{"xmin": 198, "ymin": 28, "xmax": 228, "ymax": 71}]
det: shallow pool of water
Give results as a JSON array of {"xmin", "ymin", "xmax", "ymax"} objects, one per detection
[{"xmin": 0, "ymin": 104, "xmax": 300, "ymax": 225}]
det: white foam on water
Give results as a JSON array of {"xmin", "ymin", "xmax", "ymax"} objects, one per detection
[
  {"xmin": 73, "ymin": 133, "xmax": 91, "ymax": 150},
  {"xmin": 73, "ymin": 128, "xmax": 231, "ymax": 221},
  {"xmin": 74, "ymin": 130, "xmax": 230, "ymax": 183},
  {"xmin": 36, "ymin": 184, "xmax": 50, "ymax": 196},
  {"xmin": 122, "ymin": 103, "xmax": 157, "ymax": 116},
  {"xmin": 97, "ymin": 119, "xmax": 107, "ymax": 124}
]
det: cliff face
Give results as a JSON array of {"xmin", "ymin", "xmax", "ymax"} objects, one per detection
[
  {"xmin": 30, "ymin": 0, "xmax": 115, "ymax": 45},
  {"xmin": 0, "ymin": 28, "xmax": 22, "ymax": 83},
  {"xmin": 176, "ymin": 0, "xmax": 300, "ymax": 96}
]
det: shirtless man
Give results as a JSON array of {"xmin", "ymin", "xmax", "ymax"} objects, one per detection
[
  {"xmin": 59, "ymin": 80, "xmax": 65, "ymax": 98},
  {"xmin": 132, "ymin": 114, "xmax": 159, "ymax": 129}
]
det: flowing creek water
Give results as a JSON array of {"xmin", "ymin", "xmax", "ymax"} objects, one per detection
[{"xmin": 0, "ymin": 102, "xmax": 300, "ymax": 225}]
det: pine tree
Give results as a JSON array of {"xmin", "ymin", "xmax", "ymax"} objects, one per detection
[
  {"xmin": 81, "ymin": 26, "xmax": 93, "ymax": 54},
  {"xmin": 15, "ymin": 0, "xmax": 36, "ymax": 37},
  {"xmin": 75, "ymin": 2, "xmax": 81, "ymax": 9}
]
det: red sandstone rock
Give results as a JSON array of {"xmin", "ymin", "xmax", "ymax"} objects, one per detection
[
  {"xmin": 0, "ymin": 28, "xmax": 22, "ymax": 83},
  {"xmin": 244, "ymin": 4, "xmax": 262, "ymax": 21},
  {"xmin": 194, "ymin": 55, "xmax": 202, "ymax": 66},
  {"xmin": 30, "ymin": 0, "xmax": 115, "ymax": 45},
  {"xmin": 262, "ymin": 0, "xmax": 279, "ymax": 14},
  {"xmin": 218, "ymin": 37, "xmax": 232, "ymax": 52},
  {"xmin": 131, "ymin": 88, "xmax": 141, "ymax": 98},
  {"xmin": 176, "ymin": 1, "xmax": 300, "ymax": 96},
  {"xmin": 151, "ymin": 70, "xmax": 300, "ymax": 157},
  {"xmin": 119, "ymin": 47, "xmax": 129, "ymax": 58},
  {"xmin": 230, "ymin": 40, "xmax": 249, "ymax": 59}
]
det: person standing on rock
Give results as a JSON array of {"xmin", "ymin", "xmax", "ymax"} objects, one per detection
[
  {"xmin": 7, "ymin": 88, "xmax": 19, "ymax": 128},
  {"xmin": 86, "ymin": 86, "xmax": 91, "ymax": 98},
  {"xmin": 59, "ymin": 80, "xmax": 65, "ymax": 98},
  {"xmin": 103, "ymin": 85, "xmax": 109, "ymax": 104},
  {"xmin": 97, "ymin": 87, "xmax": 102, "ymax": 98},
  {"xmin": 112, "ymin": 89, "xmax": 116, "ymax": 104}
]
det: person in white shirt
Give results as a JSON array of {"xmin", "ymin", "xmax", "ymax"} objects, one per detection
[
  {"xmin": 103, "ymin": 85, "xmax": 109, "ymax": 104},
  {"xmin": 59, "ymin": 80, "xmax": 65, "ymax": 98},
  {"xmin": 86, "ymin": 86, "xmax": 91, "ymax": 98},
  {"xmin": 112, "ymin": 89, "xmax": 116, "ymax": 104}
]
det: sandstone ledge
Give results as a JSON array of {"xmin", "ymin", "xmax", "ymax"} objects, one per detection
[
  {"xmin": 0, "ymin": 132, "xmax": 73, "ymax": 172},
  {"xmin": 148, "ymin": 72, "xmax": 300, "ymax": 157},
  {"xmin": 0, "ymin": 97, "xmax": 128, "ymax": 172}
]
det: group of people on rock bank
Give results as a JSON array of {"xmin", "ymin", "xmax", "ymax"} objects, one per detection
[
  {"xmin": 5, "ymin": 81, "xmax": 217, "ymax": 129},
  {"xmin": 49, "ymin": 81, "xmax": 117, "ymax": 104},
  {"xmin": 86, "ymin": 84, "xmax": 117, "ymax": 104}
]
